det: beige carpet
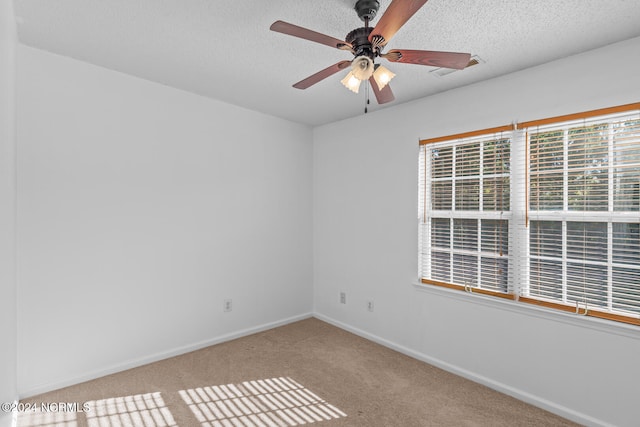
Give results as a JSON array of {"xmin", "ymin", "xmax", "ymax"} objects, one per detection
[{"xmin": 18, "ymin": 318, "xmax": 578, "ymax": 426}]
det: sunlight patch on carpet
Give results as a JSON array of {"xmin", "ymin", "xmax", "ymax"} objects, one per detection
[
  {"xmin": 179, "ymin": 377, "xmax": 347, "ymax": 427},
  {"xmin": 16, "ymin": 411, "xmax": 77, "ymax": 427},
  {"xmin": 85, "ymin": 392, "xmax": 177, "ymax": 427}
]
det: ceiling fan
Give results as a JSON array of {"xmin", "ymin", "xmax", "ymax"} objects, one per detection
[{"xmin": 270, "ymin": 0, "xmax": 471, "ymax": 105}]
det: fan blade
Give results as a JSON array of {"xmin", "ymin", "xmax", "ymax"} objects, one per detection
[
  {"xmin": 270, "ymin": 21, "xmax": 352, "ymax": 50},
  {"xmin": 368, "ymin": 76, "xmax": 395, "ymax": 104},
  {"xmin": 383, "ymin": 49, "xmax": 471, "ymax": 69},
  {"xmin": 369, "ymin": 0, "xmax": 429, "ymax": 47},
  {"xmin": 293, "ymin": 61, "xmax": 352, "ymax": 89}
]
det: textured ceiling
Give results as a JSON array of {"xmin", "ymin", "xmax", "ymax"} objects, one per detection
[{"xmin": 14, "ymin": 0, "xmax": 640, "ymax": 126}]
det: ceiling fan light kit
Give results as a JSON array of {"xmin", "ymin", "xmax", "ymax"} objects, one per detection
[{"xmin": 270, "ymin": 0, "xmax": 471, "ymax": 106}]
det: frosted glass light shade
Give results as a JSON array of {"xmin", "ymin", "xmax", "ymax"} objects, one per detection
[
  {"xmin": 341, "ymin": 71, "xmax": 362, "ymax": 93},
  {"xmin": 351, "ymin": 56, "xmax": 374, "ymax": 80},
  {"xmin": 373, "ymin": 65, "xmax": 395, "ymax": 90}
]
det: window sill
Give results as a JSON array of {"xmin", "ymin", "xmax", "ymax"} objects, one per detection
[{"xmin": 412, "ymin": 281, "xmax": 640, "ymax": 340}]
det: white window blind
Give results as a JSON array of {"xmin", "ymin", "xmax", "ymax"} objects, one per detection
[
  {"xmin": 522, "ymin": 110, "xmax": 640, "ymax": 319},
  {"xmin": 418, "ymin": 103, "xmax": 640, "ymax": 326},
  {"xmin": 419, "ymin": 128, "xmax": 513, "ymax": 298}
]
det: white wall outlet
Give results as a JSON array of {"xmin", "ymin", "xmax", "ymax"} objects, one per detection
[
  {"xmin": 340, "ymin": 292, "xmax": 346, "ymax": 304},
  {"xmin": 223, "ymin": 299, "xmax": 232, "ymax": 312},
  {"xmin": 367, "ymin": 300, "xmax": 374, "ymax": 312}
]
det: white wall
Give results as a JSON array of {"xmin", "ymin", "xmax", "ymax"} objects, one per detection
[
  {"xmin": 313, "ymin": 36, "xmax": 640, "ymax": 427},
  {"xmin": 17, "ymin": 46, "xmax": 313, "ymax": 396},
  {"xmin": 0, "ymin": 0, "xmax": 17, "ymax": 426}
]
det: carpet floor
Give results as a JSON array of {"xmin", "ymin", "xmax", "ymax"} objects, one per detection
[{"xmin": 18, "ymin": 318, "xmax": 579, "ymax": 427}]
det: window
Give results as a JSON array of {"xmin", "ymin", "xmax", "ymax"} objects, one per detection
[
  {"xmin": 419, "ymin": 103, "xmax": 640, "ymax": 326},
  {"xmin": 419, "ymin": 127, "xmax": 514, "ymax": 299},
  {"xmin": 522, "ymin": 109, "xmax": 640, "ymax": 321}
]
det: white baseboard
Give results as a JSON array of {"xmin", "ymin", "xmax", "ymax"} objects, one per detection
[
  {"xmin": 19, "ymin": 312, "xmax": 313, "ymax": 399},
  {"xmin": 313, "ymin": 312, "xmax": 612, "ymax": 427}
]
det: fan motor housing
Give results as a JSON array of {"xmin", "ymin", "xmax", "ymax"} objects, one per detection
[
  {"xmin": 345, "ymin": 27, "xmax": 379, "ymax": 60},
  {"xmin": 354, "ymin": 0, "xmax": 380, "ymax": 22}
]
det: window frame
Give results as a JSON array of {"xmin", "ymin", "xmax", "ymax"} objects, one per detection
[{"xmin": 418, "ymin": 103, "xmax": 640, "ymax": 327}]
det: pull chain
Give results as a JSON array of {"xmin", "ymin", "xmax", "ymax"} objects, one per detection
[{"xmin": 364, "ymin": 80, "xmax": 370, "ymax": 114}]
